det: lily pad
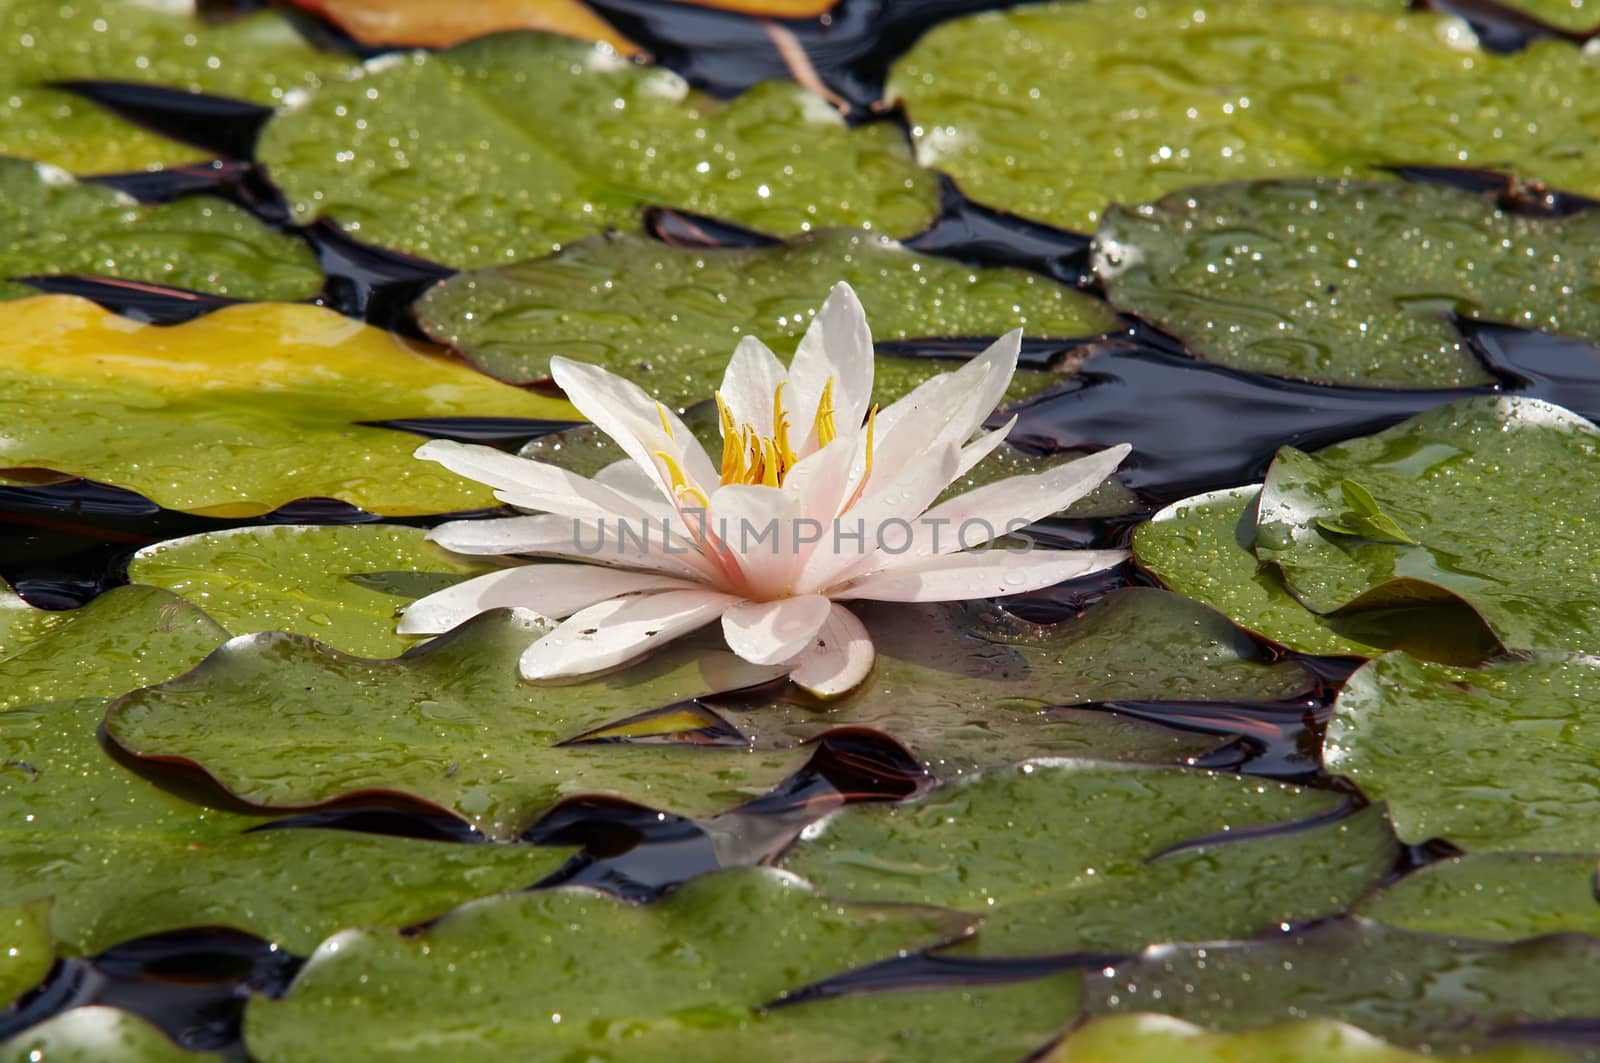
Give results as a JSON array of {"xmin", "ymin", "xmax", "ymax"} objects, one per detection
[
  {"xmin": 888, "ymin": 0, "xmax": 1600, "ymax": 232},
  {"xmin": 0, "ymin": 900, "xmax": 51, "ymax": 1007},
  {"xmin": 0, "ymin": 159, "xmax": 322, "ymax": 302},
  {"xmin": 0, "ymin": 296, "xmax": 579, "ymax": 517},
  {"xmin": 244, "ymin": 868, "xmax": 1080, "ymax": 1062},
  {"xmin": 257, "ymin": 34, "xmax": 939, "ymax": 268},
  {"xmin": 127, "ymin": 525, "xmax": 497, "ymax": 659},
  {"xmin": 780, "ymin": 760, "xmax": 1394, "ymax": 956},
  {"xmin": 1, "ymin": 0, "xmax": 353, "ymax": 174},
  {"xmin": 105, "ymin": 610, "xmax": 809, "ymax": 839},
  {"xmin": 1356, "ymin": 853, "xmax": 1600, "ymax": 940},
  {"xmin": 1325, "ymin": 651, "xmax": 1600, "ymax": 852},
  {"xmin": 0, "ymin": 583, "xmax": 227, "ymax": 712},
  {"xmin": 717, "ymin": 591, "xmax": 1313, "ymax": 776},
  {"xmin": 1048, "ymin": 1014, "xmax": 1568, "ymax": 1063},
  {"xmin": 415, "ymin": 229, "xmax": 1116, "ymax": 406},
  {"xmin": 1082, "ymin": 918, "xmax": 1600, "ymax": 1056},
  {"xmin": 1, "ymin": 1007, "xmax": 217, "ymax": 1063},
  {"xmin": 1, "ymin": 696, "xmax": 571, "ymax": 955},
  {"xmin": 1095, "ymin": 179, "xmax": 1600, "ymax": 387},
  {"xmin": 1255, "ymin": 397, "xmax": 1600, "ymax": 652},
  {"xmin": 287, "ymin": 0, "xmax": 642, "ymax": 51}
]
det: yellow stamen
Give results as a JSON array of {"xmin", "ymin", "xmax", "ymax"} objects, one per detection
[
  {"xmin": 654, "ymin": 450, "xmax": 709, "ymax": 509},
  {"xmin": 862, "ymin": 404, "xmax": 877, "ymax": 481},
  {"xmin": 813, "ymin": 377, "xmax": 837, "ymax": 448},
  {"xmin": 715, "ymin": 391, "xmax": 744, "ymax": 482},
  {"xmin": 771, "ymin": 381, "xmax": 798, "ymax": 470},
  {"xmin": 655, "ymin": 402, "xmax": 675, "ymax": 439},
  {"xmin": 759, "ymin": 438, "xmax": 781, "ymax": 487}
]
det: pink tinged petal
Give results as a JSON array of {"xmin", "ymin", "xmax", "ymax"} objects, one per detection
[
  {"xmin": 397, "ymin": 565, "xmax": 702, "ymax": 635},
  {"xmin": 718, "ymin": 335, "xmax": 787, "ymax": 430},
  {"xmin": 788, "ymin": 602, "xmax": 875, "ymax": 698},
  {"xmin": 915, "ymin": 443, "xmax": 1133, "ymax": 554},
  {"xmin": 788, "ymin": 281, "xmax": 874, "ymax": 442},
  {"xmin": 706, "ymin": 481, "xmax": 797, "ymax": 599},
  {"xmin": 429, "ymin": 514, "xmax": 718, "ymax": 581},
  {"xmin": 415, "ymin": 440, "xmax": 649, "ymax": 523},
  {"xmin": 720, "ymin": 594, "xmax": 833, "ymax": 666},
  {"xmin": 829, "ymin": 548, "xmax": 1129, "ymax": 603},
  {"xmin": 781, "ymin": 436, "xmax": 857, "ymax": 524},
  {"xmin": 519, "ymin": 589, "xmax": 740, "ymax": 680}
]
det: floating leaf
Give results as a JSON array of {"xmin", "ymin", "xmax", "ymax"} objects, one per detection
[
  {"xmin": 1, "ymin": 1007, "xmax": 217, "ymax": 1063},
  {"xmin": 888, "ymin": 1, "xmax": 1600, "ymax": 232},
  {"xmin": 0, "ymin": 0, "xmax": 353, "ymax": 173},
  {"xmin": 258, "ymin": 34, "xmax": 939, "ymax": 268},
  {"xmin": 0, "ymin": 583, "xmax": 227, "ymax": 713},
  {"xmin": 0, "ymin": 159, "xmax": 321, "ymax": 302},
  {"xmin": 1095, "ymin": 180, "xmax": 1600, "ymax": 387},
  {"xmin": 287, "ymin": 0, "xmax": 641, "ymax": 52},
  {"xmin": 1316, "ymin": 479, "xmax": 1422, "ymax": 546},
  {"xmin": 0, "ymin": 900, "xmax": 50, "ymax": 1007},
  {"xmin": 1255, "ymin": 397, "xmax": 1600, "ymax": 652},
  {"xmin": 106, "ymin": 611, "xmax": 806, "ymax": 839},
  {"xmin": 244, "ymin": 868, "xmax": 1079, "ymax": 1061},
  {"xmin": 127, "ymin": 525, "xmax": 497, "ymax": 658},
  {"xmin": 0, "ymin": 296, "xmax": 579, "ymax": 516},
  {"xmin": 1047, "ymin": 1013, "xmax": 1568, "ymax": 1063},
  {"xmin": 1082, "ymin": 918, "xmax": 1600, "ymax": 1056},
  {"xmin": 716, "ymin": 591, "xmax": 1314, "ymax": 776},
  {"xmin": 415, "ymin": 229, "xmax": 1116, "ymax": 405},
  {"xmin": 1356, "ymin": 853, "xmax": 1600, "ymax": 941},
  {"xmin": 0, "ymin": 697, "xmax": 570, "ymax": 955},
  {"xmin": 1325, "ymin": 651, "xmax": 1600, "ymax": 852},
  {"xmin": 781, "ymin": 760, "xmax": 1393, "ymax": 956}
]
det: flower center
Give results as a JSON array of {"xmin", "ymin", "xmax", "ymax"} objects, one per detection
[{"xmin": 714, "ymin": 378, "xmax": 865, "ymax": 487}]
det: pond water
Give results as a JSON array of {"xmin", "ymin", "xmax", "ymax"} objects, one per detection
[{"xmin": 2, "ymin": 0, "xmax": 1599, "ymax": 1059}]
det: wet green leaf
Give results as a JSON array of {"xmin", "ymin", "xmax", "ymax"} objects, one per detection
[
  {"xmin": 716, "ymin": 590, "xmax": 1313, "ymax": 777},
  {"xmin": 244, "ymin": 868, "xmax": 1079, "ymax": 1062},
  {"xmin": 0, "ymin": 583, "xmax": 227, "ymax": 713},
  {"xmin": 0, "ymin": 159, "xmax": 321, "ymax": 302},
  {"xmin": 127, "ymin": 525, "xmax": 497, "ymax": 659},
  {"xmin": 1096, "ymin": 180, "xmax": 1600, "ymax": 387},
  {"xmin": 1357, "ymin": 853, "xmax": 1600, "ymax": 941},
  {"xmin": 0, "ymin": 900, "xmax": 50, "ymax": 1007},
  {"xmin": 1, "ymin": 1007, "xmax": 218, "ymax": 1063},
  {"xmin": 1325, "ymin": 651, "xmax": 1600, "ymax": 852},
  {"xmin": 1255, "ymin": 397, "xmax": 1600, "ymax": 652},
  {"xmin": 0, "ymin": 0, "xmax": 353, "ymax": 174},
  {"xmin": 889, "ymin": 1, "xmax": 1600, "ymax": 233},
  {"xmin": 0, "ymin": 698, "xmax": 571, "ymax": 955},
  {"xmin": 1496, "ymin": 0, "xmax": 1599, "ymax": 31},
  {"xmin": 781, "ymin": 760, "xmax": 1393, "ymax": 956},
  {"xmin": 106, "ymin": 611, "xmax": 806, "ymax": 840},
  {"xmin": 1082, "ymin": 918, "xmax": 1600, "ymax": 1057},
  {"xmin": 259, "ymin": 34, "xmax": 938, "ymax": 269},
  {"xmin": 0, "ymin": 296, "xmax": 579, "ymax": 516},
  {"xmin": 415, "ymin": 229, "xmax": 1115, "ymax": 406}
]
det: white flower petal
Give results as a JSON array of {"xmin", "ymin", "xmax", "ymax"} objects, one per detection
[
  {"xmin": 519, "ymin": 589, "xmax": 738, "ymax": 680},
  {"xmin": 429, "ymin": 514, "xmax": 716, "ymax": 580},
  {"xmin": 830, "ymin": 547, "xmax": 1129, "ymax": 602},
  {"xmin": 416, "ymin": 440, "xmax": 649, "ymax": 522},
  {"xmin": 594, "ymin": 458, "xmax": 676, "ymax": 519},
  {"xmin": 718, "ymin": 335, "xmax": 787, "ymax": 431},
  {"xmin": 721, "ymin": 594, "xmax": 833, "ymax": 666},
  {"xmin": 788, "ymin": 281, "xmax": 874, "ymax": 443},
  {"xmin": 789, "ymin": 602, "xmax": 875, "ymax": 697},
  {"xmin": 955, "ymin": 416, "xmax": 1017, "ymax": 479},
  {"xmin": 705, "ymin": 482, "xmax": 796, "ymax": 600},
  {"xmin": 398, "ymin": 565, "xmax": 700, "ymax": 634}
]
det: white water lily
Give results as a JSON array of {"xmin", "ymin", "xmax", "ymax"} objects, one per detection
[{"xmin": 400, "ymin": 282, "xmax": 1132, "ymax": 697}]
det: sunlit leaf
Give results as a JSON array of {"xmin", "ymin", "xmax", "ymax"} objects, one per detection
[
  {"xmin": 0, "ymin": 900, "xmax": 50, "ymax": 1007},
  {"xmin": 0, "ymin": 296, "xmax": 579, "ymax": 516},
  {"xmin": 1, "ymin": 1007, "xmax": 218, "ymax": 1063},
  {"xmin": 287, "ymin": 0, "xmax": 641, "ymax": 52},
  {"xmin": 127, "ymin": 525, "xmax": 497, "ymax": 658},
  {"xmin": 244, "ymin": 868, "xmax": 1079, "ymax": 1062},
  {"xmin": 1325, "ymin": 651, "xmax": 1600, "ymax": 852},
  {"xmin": 1356, "ymin": 853, "xmax": 1600, "ymax": 941},
  {"xmin": 258, "ymin": 34, "xmax": 939, "ymax": 268},
  {"xmin": 416, "ymin": 229, "xmax": 1116, "ymax": 406}
]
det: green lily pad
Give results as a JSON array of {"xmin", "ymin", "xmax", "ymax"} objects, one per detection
[
  {"xmin": 0, "ymin": 295, "xmax": 579, "ymax": 516},
  {"xmin": 1, "ymin": 0, "xmax": 353, "ymax": 174},
  {"xmin": 258, "ymin": 34, "xmax": 939, "ymax": 269},
  {"xmin": 0, "ymin": 900, "xmax": 51, "ymax": 1007},
  {"xmin": 888, "ymin": 0, "xmax": 1600, "ymax": 233},
  {"xmin": 127, "ymin": 525, "xmax": 497, "ymax": 659},
  {"xmin": 1, "ymin": 696, "xmax": 571, "ymax": 955},
  {"xmin": 0, "ymin": 583, "xmax": 227, "ymax": 713},
  {"xmin": 106, "ymin": 611, "xmax": 809, "ymax": 840},
  {"xmin": 0, "ymin": 159, "xmax": 322, "ymax": 302},
  {"xmin": 717, "ymin": 591, "xmax": 1314, "ymax": 777},
  {"xmin": 1521, "ymin": 0, "xmax": 1598, "ymax": 30},
  {"xmin": 1, "ymin": 1007, "xmax": 218, "ymax": 1063},
  {"xmin": 244, "ymin": 868, "xmax": 1080, "ymax": 1062},
  {"xmin": 1255, "ymin": 397, "xmax": 1600, "ymax": 652},
  {"xmin": 415, "ymin": 229, "xmax": 1115, "ymax": 405},
  {"xmin": 1082, "ymin": 918, "xmax": 1600, "ymax": 1056},
  {"xmin": 1325, "ymin": 651, "xmax": 1600, "ymax": 852},
  {"xmin": 1356, "ymin": 853, "xmax": 1600, "ymax": 941},
  {"xmin": 1095, "ymin": 179, "xmax": 1600, "ymax": 387},
  {"xmin": 780, "ymin": 760, "xmax": 1394, "ymax": 956},
  {"xmin": 1048, "ymin": 1014, "xmax": 1569, "ymax": 1063}
]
